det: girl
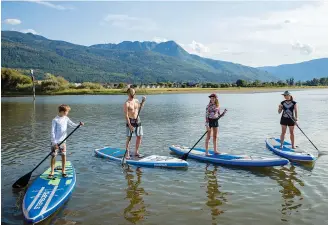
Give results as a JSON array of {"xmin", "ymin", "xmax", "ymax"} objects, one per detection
[
  {"xmin": 205, "ymin": 93, "xmax": 227, "ymax": 156},
  {"xmin": 278, "ymin": 91, "xmax": 298, "ymax": 149}
]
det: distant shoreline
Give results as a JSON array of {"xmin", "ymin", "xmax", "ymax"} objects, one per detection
[{"xmin": 2, "ymin": 86, "xmax": 328, "ymax": 97}]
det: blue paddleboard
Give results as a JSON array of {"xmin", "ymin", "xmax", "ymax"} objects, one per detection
[
  {"xmin": 95, "ymin": 147, "xmax": 188, "ymax": 168},
  {"xmin": 265, "ymin": 137, "xmax": 315, "ymax": 162},
  {"xmin": 22, "ymin": 161, "xmax": 76, "ymax": 223},
  {"xmin": 169, "ymin": 145, "xmax": 289, "ymax": 167}
]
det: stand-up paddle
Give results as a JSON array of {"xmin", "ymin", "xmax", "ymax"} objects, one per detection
[
  {"xmin": 12, "ymin": 124, "xmax": 81, "ymax": 189},
  {"xmin": 181, "ymin": 109, "xmax": 227, "ymax": 160},
  {"xmin": 285, "ymin": 113, "xmax": 325, "ymax": 156}
]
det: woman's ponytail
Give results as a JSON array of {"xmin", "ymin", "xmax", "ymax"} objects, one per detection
[{"xmin": 215, "ymin": 98, "xmax": 219, "ymax": 107}]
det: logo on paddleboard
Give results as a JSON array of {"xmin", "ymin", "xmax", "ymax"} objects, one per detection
[
  {"xmin": 154, "ymin": 164, "xmax": 167, "ymax": 167},
  {"xmin": 33, "ymin": 190, "xmax": 50, "ymax": 209}
]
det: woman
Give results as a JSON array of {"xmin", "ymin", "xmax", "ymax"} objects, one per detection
[
  {"xmin": 278, "ymin": 91, "xmax": 298, "ymax": 149},
  {"xmin": 205, "ymin": 93, "xmax": 227, "ymax": 156}
]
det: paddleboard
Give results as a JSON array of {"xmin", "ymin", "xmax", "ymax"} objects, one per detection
[
  {"xmin": 265, "ymin": 137, "xmax": 315, "ymax": 162},
  {"xmin": 94, "ymin": 147, "xmax": 188, "ymax": 168},
  {"xmin": 169, "ymin": 145, "xmax": 289, "ymax": 167},
  {"xmin": 22, "ymin": 161, "xmax": 76, "ymax": 223}
]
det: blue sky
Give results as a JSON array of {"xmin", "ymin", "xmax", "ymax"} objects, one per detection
[{"xmin": 1, "ymin": 1, "xmax": 328, "ymax": 67}]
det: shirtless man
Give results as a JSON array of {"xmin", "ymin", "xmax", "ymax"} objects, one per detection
[{"xmin": 124, "ymin": 88, "xmax": 146, "ymax": 159}]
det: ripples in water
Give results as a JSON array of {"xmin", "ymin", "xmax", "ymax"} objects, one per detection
[{"xmin": 2, "ymin": 90, "xmax": 328, "ymax": 225}]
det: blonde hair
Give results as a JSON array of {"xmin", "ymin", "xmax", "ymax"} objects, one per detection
[
  {"xmin": 127, "ymin": 87, "xmax": 135, "ymax": 97},
  {"xmin": 58, "ymin": 104, "xmax": 71, "ymax": 113},
  {"xmin": 215, "ymin": 98, "xmax": 219, "ymax": 107},
  {"xmin": 209, "ymin": 98, "xmax": 219, "ymax": 107}
]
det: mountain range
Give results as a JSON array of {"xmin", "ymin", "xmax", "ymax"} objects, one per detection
[
  {"xmin": 1, "ymin": 31, "xmax": 327, "ymax": 83},
  {"xmin": 258, "ymin": 58, "xmax": 328, "ymax": 81}
]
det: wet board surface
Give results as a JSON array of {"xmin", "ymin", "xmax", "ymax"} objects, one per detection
[
  {"xmin": 265, "ymin": 138, "xmax": 315, "ymax": 162},
  {"xmin": 22, "ymin": 161, "xmax": 76, "ymax": 223},
  {"xmin": 94, "ymin": 147, "xmax": 188, "ymax": 168},
  {"xmin": 169, "ymin": 145, "xmax": 289, "ymax": 167}
]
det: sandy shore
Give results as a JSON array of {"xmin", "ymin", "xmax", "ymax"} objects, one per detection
[{"xmin": 2, "ymin": 86, "xmax": 327, "ymax": 97}]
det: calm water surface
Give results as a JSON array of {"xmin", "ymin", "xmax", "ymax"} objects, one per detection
[{"xmin": 1, "ymin": 89, "xmax": 328, "ymax": 225}]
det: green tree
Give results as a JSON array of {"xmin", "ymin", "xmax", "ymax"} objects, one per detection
[
  {"xmin": 252, "ymin": 80, "xmax": 261, "ymax": 87},
  {"xmin": 80, "ymin": 82, "xmax": 103, "ymax": 89},
  {"xmin": 295, "ymin": 80, "xmax": 302, "ymax": 86},
  {"xmin": 118, "ymin": 83, "xmax": 124, "ymax": 89},
  {"xmin": 1, "ymin": 68, "xmax": 32, "ymax": 91},
  {"xmin": 41, "ymin": 74, "xmax": 69, "ymax": 92},
  {"xmin": 286, "ymin": 78, "xmax": 294, "ymax": 86},
  {"xmin": 277, "ymin": 80, "xmax": 287, "ymax": 86},
  {"xmin": 319, "ymin": 77, "xmax": 328, "ymax": 86},
  {"xmin": 236, "ymin": 79, "xmax": 247, "ymax": 87}
]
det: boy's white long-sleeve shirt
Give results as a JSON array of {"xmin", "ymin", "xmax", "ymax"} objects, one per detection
[{"xmin": 51, "ymin": 115, "xmax": 78, "ymax": 144}]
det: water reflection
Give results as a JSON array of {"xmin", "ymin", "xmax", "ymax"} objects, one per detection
[
  {"xmin": 204, "ymin": 164, "xmax": 230, "ymax": 225},
  {"xmin": 123, "ymin": 166, "xmax": 148, "ymax": 224},
  {"xmin": 2, "ymin": 92, "xmax": 327, "ymax": 225},
  {"xmin": 31, "ymin": 100, "xmax": 36, "ymax": 141},
  {"xmin": 250, "ymin": 166, "xmax": 304, "ymax": 222}
]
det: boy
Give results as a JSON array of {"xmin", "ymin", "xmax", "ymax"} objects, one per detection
[{"xmin": 49, "ymin": 104, "xmax": 84, "ymax": 178}]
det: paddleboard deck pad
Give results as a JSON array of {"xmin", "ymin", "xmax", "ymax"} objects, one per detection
[
  {"xmin": 265, "ymin": 138, "xmax": 315, "ymax": 162},
  {"xmin": 169, "ymin": 145, "xmax": 289, "ymax": 167},
  {"xmin": 22, "ymin": 161, "xmax": 76, "ymax": 224},
  {"xmin": 94, "ymin": 147, "xmax": 188, "ymax": 168}
]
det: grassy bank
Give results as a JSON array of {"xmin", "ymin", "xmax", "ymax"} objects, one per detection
[{"xmin": 2, "ymin": 86, "xmax": 328, "ymax": 97}]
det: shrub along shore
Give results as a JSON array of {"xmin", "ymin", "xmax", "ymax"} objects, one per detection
[{"xmin": 2, "ymin": 68, "xmax": 328, "ymax": 97}]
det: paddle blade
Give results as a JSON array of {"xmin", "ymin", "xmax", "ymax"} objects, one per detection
[
  {"xmin": 12, "ymin": 171, "xmax": 32, "ymax": 189},
  {"xmin": 180, "ymin": 153, "xmax": 188, "ymax": 160},
  {"xmin": 121, "ymin": 155, "xmax": 127, "ymax": 166},
  {"xmin": 318, "ymin": 151, "xmax": 328, "ymax": 157}
]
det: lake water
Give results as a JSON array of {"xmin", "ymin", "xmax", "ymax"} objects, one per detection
[{"xmin": 1, "ymin": 89, "xmax": 328, "ymax": 225}]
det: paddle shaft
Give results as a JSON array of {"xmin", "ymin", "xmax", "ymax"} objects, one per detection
[
  {"xmin": 31, "ymin": 124, "xmax": 81, "ymax": 173},
  {"xmin": 122, "ymin": 99, "xmax": 145, "ymax": 164},
  {"xmin": 182, "ymin": 109, "xmax": 227, "ymax": 159},
  {"xmin": 296, "ymin": 124, "xmax": 320, "ymax": 152},
  {"xmin": 284, "ymin": 112, "xmax": 320, "ymax": 152},
  {"xmin": 12, "ymin": 123, "xmax": 81, "ymax": 188},
  {"xmin": 184, "ymin": 130, "xmax": 208, "ymax": 155}
]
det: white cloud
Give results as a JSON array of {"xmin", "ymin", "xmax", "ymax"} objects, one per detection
[
  {"xmin": 2, "ymin": 19, "xmax": 21, "ymax": 25},
  {"xmin": 291, "ymin": 41, "xmax": 314, "ymax": 55},
  {"xmin": 188, "ymin": 41, "xmax": 210, "ymax": 54},
  {"xmin": 246, "ymin": 2, "xmax": 328, "ymax": 45},
  {"xmin": 28, "ymin": 0, "xmax": 71, "ymax": 10},
  {"xmin": 204, "ymin": 1, "xmax": 328, "ymax": 66},
  {"xmin": 104, "ymin": 14, "xmax": 157, "ymax": 31},
  {"xmin": 153, "ymin": 37, "xmax": 168, "ymax": 43},
  {"xmin": 20, "ymin": 29, "xmax": 38, "ymax": 35},
  {"xmin": 178, "ymin": 41, "xmax": 210, "ymax": 56}
]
